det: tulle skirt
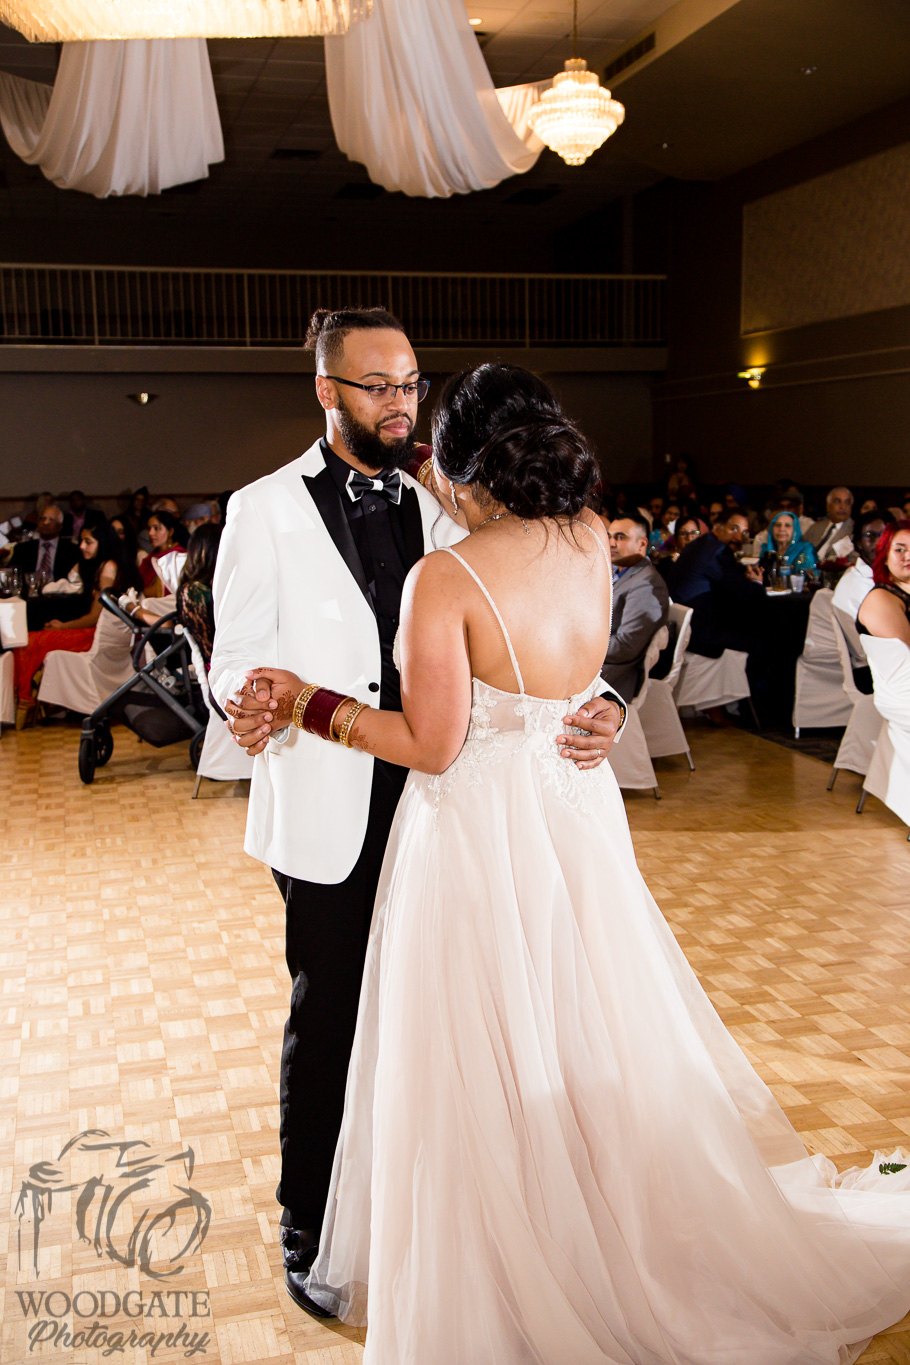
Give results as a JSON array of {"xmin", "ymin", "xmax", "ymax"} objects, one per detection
[{"xmin": 307, "ymin": 724, "xmax": 910, "ymax": 1364}]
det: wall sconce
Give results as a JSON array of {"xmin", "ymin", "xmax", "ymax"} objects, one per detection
[
  {"xmin": 737, "ymin": 368, "xmax": 765, "ymax": 389},
  {"xmin": 127, "ymin": 391, "xmax": 158, "ymax": 405}
]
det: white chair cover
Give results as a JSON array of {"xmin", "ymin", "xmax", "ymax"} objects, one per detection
[
  {"xmin": 185, "ymin": 630, "xmax": 253, "ymax": 788},
  {"xmin": 638, "ymin": 602, "xmax": 694, "ymax": 765},
  {"xmin": 324, "ymin": 0, "xmax": 540, "ymax": 197},
  {"xmin": 0, "ymin": 596, "xmax": 28, "ymax": 649},
  {"xmin": 674, "ymin": 648, "xmax": 751, "ymax": 712},
  {"xmin": 37, "ymin": 608, "xmax": 137, "ymax": 714},
  {"xmin": 860, "ymin": 635, "xmax": 910, "ymax": 830},
  {"xmin": 792, "ymin": 589, "xmax": 854, "ymax": 732},
  {"xmin": 829, "ymin": 611, "xmax": 882, "ymax": 778},
  {"xmin": 0, "ymin": 39, "xmax": 223, "ymax": 197},
  {"xmin": 0, "ymin": 650, "xmax": 13, "ymax": 727},
  {"xmin": 608, "ymin": 626, "xmax": 667, "ymax": 794}
]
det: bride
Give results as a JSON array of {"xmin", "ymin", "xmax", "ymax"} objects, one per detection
[{"xmin": 238, "ymin": 364, "xmax": 910, "ymax": 1364}]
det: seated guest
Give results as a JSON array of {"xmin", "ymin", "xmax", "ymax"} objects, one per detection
[
  {"xmin": 176, "ymin": 523, "xmax": 222, "ymax": 671},
  {"xmin": 666, "ymin": 455, "xmax": 696, "ymax": 504},
  {"xmin": 753, "ymin": 491, "xmax": 812, "ymax": 552},
  {"xmin": 183, "ymin": 502, "xmax": 217, "ymax": 536},
  {"xmin": 2, "ymin": 502, "xmax": 80, "ymax": 581},
  {"xmin": 108, "ymin": 516, "xmax": 144, "ymax": 591},
  {"xmin": 806, "ymin": 486, "xmax": 854, "ymax": 560},
  {"xmin": 758, "ymin": 511, "xmax": 818, "ymax": 579},
  {"xmin": 648, "ymin": 502, "xmax": 680, "ymax": 556},
  {"xmin": 61, "ymin": 490, "xmax": 106, "ymax": 541},
  {"xmin": 13, "ymin": 522, "xmax": 127, "ymax": 721},
  {"xmin": 707, "ymin": 499, "xmax": 724, "ymax": 527},
  {"xmin": 656, "ymin": 515, "xmax": 703, "ymax": 581},
  {"xmin": 833, "ymin": 510, "xmax": 893, "ymax": 622},
  {"xmin": 858, "ymin": 520, "xmax": 910, "ymax": 645},
  {"xmin": 668, "ymin": 504, "xmax": 765, "ymax": 683},
  {"xmin": 601, "ymin": 516, "xmax": 670, "ymax": 705},
  {"xmin": 138, "ymin": 510, "xmax": 187, "ymax": 596}
]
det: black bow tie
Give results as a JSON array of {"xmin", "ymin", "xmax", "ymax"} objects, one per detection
[{"xmin": 346, "ymin": 468, "xmax": 402, "ymax": 506}]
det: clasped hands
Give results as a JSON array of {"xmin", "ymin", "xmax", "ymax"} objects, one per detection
[{"xmin": 225, "ymin": 670, "xmax": 623, "ymax": 768}]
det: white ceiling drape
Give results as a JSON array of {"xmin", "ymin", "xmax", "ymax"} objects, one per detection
[
  {"xmin": 0, "ymin": 39, "xmax": 223, "ymax": 197},
  {"xmin": 324, "ymin": 0, "xmax": 542, "ymax": 198}
]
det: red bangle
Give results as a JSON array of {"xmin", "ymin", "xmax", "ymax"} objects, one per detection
[{"xmin": 303, "ymin": 687, "xmax": 349, "ymax": 741}]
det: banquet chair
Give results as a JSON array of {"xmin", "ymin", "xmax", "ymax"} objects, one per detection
[
  {"xmin": 37, "ymin": 604, "xmax": 142, "ymax": 715},
  {"xmin": 673, "ymin": 645, "xmax": 758, "ymax": 726},
  {"xmin": 637, "ymin": 602, "xmax": 695, "ymax": 770},
  {"xmin": 792, "ymin": 588, "xmax": 854, "ymax": 736},
  {"xmin": 607, "ymin": 624, "xmax": 668, "ymax": 799},
  {"xmin": 0, "ymin": 650, "xmax": 14, "ymax": 732},
  {"xmin": 855, "ymin": 635, "xmax": 910, "ymax": 837},
  {"xmin": 826, "ymin": 611, "xmax": 882, "ymax": 790},
  {"xmin": 184, "ymin": 629, "xmax": 254, "ymax": 797}
]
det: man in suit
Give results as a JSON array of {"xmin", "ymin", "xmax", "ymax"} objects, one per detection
[
  {"xmin": 3, "ymin": 503, "xmax": 85, "ymax": 626},
  {"xmin": 602, "ymin": 515, "xmax": 670, "ymax": 704},
  {"xmin": 4, "ymin": 503, "xmax": 80, "ymax": 580},
  {"xmin": 806, "ymin": 486, "xmax": 854, "ymax": 561},
  {"xmin": 668, "ymin": 505, "xmax": 766, "ymax": 720},
  {"xmin": 210, "ymin": 307, "xmax": 627, "ymax": 1318}
]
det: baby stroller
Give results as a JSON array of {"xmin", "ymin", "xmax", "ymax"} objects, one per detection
[{"xmin": 77, "ymin": 591, "xmax": 207, "ymax": 784}]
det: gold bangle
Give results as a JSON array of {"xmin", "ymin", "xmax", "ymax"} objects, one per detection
[
  {"xmin": 328, "ymin": 697, "xmax": 352, "ymax": 741},
  {"xmin": 292, "ymin": 683, "xmax": 319, "ymax": 729},
  {"xmin": 338, "ymin": 701, "xmax": 368, "ymax": 748}
]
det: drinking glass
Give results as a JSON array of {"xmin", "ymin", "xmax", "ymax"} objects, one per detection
[
  {"xmin": 790, "ymin": 573, "xmax": 805, "ymax": 593},
  {"xmin": 24, "ymin": 572, "xmax": 40, "ymax": 599}
]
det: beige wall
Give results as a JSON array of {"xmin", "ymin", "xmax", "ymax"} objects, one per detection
[
  {"xmin": 0, "ymin": 368, "xmax": 654, "ymax": 511},
  {"xmin": 653, "ymin": 97, "xmax": 910, "ymax": 488}
]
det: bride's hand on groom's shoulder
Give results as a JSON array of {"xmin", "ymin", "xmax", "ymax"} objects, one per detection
[{"xmin": 556, "ymin": 697, "xmax": 623, "ymax": 769}]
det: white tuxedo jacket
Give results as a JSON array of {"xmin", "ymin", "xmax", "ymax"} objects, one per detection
[{"xmin": 210, "ymin": 440, "xmax": 467, "ymax": 884}]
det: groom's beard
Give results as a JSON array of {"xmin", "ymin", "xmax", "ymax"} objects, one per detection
[{"xmin": 336, "ymin": 397, "xmax": 416, "ymax": 473}]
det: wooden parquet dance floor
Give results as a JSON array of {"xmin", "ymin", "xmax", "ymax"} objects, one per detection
[{"xmin": 2, "ymin": 719, "xmax": 910, "ymax": 1365}]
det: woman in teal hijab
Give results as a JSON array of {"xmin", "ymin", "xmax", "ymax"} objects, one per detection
[{"xmin": 761, "ymin": 511, "xmax": 818, "ymax": 573}]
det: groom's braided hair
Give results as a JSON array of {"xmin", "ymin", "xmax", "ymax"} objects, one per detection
[{"xmin": 305, "ymin": 306, "xmax": 406, "ymax": 372}]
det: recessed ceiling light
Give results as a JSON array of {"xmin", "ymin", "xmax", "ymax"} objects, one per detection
[
  {"xmin": 469, "ymin": 16, "xmax": 483, "ymax": 24},
  {"xmin": 800, "ymin": 65, "xmax": 817, "ymax": 75}
]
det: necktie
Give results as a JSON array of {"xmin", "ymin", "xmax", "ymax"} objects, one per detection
[
  {"xmin": 37, "ymin": 539, "xmax": 54, "ymax": 577},
  {"xmin": 346, "ymin": 469, "xmax": 403, "ymax": 506}
]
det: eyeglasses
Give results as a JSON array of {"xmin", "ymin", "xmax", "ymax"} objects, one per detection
[{"xmin": 325, "ymin": 375, "xmax": 430, "ymax": 405}]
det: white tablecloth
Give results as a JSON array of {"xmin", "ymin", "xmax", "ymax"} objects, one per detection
[{"xmin": 0, "ymin": 596, "xmax": 28, "ymax": 649}]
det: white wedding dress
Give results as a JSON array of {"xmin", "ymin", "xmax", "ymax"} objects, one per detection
[{"xmin": 307, "ymin": 542, "xmax": 910, "ymax": 1364}]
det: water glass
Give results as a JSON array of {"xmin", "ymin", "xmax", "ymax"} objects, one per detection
[
  {"xmin": 24, "ymin": 572, "xmax": 41, "ymax": 599},
  {"xmin": 790, "ymin": 573, "xmax": 805, "ymax": 593}
]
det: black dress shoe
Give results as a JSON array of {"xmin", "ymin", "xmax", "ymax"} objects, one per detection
[
  {"xmin": 285, "ymin": 1266, "xmax": 336, "ymax": 1319},
  {"xmin": 280, "ymin": 1227, "xmax": 335, "ymax": 1320}
]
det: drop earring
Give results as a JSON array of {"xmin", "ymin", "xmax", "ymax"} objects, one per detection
[{"xmin": 451, "ymin": 486, "xmax": 458, "ymax": 517}]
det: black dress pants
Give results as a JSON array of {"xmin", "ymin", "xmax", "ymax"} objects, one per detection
[{"xmin": 271, "ymin": 759, "xmax": 408, "ymax": 1231}]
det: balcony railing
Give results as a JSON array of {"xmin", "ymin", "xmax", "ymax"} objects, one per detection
[{"xmin": 0, "ymin": 266, "xmax": 665, "ymax": 349}]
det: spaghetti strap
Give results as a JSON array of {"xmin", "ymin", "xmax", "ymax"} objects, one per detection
[
  {"xmin": 441, "ymin": 547, "xmax": 526, "ymax": 694},
  {"xmin": 573, "ymin": 519, "xmax": 614, "ymax": 637}
]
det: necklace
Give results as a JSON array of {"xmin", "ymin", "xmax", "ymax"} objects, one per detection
[{"xmin": 473, "ymin": 511, "xmax": 531, "ymax": 535}]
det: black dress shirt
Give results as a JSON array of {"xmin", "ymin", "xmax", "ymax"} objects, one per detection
[{"xmin": 321, "ymin": 440, "xmax": 414, "ymax": 713}]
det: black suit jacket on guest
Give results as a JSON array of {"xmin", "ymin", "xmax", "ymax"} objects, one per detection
[
  {"xmin": 602, "ymin": 558, "xmax": 670, "ymax": 704},
  {"xmin": 668, "ymin": 533, "xmax": 764, "ymax": 658},
  {"xmin": 10, "ymin": 536, "xmax": 81, "ymax": 580}
]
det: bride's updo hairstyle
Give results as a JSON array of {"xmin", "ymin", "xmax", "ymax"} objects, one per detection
[{"xmin": 432, "ymin": 364, "xmax": 598, "ymax": 519}]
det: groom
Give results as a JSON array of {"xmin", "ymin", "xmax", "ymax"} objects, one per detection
[{"xmin": 210, "ymin": 307, "xmax": 626, "ymax": 1317}]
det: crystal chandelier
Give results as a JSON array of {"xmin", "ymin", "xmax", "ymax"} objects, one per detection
[
  {"xmin": 527, "ymin": 0, "xmax": 625, "ymax": 167},
  {"xmin": 0, "ymin": 0, "xmax": 372, "ymax": 41}
]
